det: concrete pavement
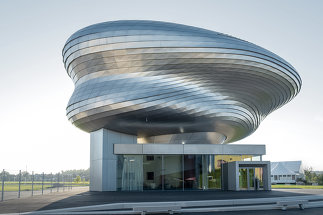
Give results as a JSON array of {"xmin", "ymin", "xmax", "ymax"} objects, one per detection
[{"xmin": 1, "ymin": 188, "xmax": 323, "ymax": 214}]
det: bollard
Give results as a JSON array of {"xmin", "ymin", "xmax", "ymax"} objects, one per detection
[
  {"xmin": 42, "ymin": 172, "xmax": 44, "ymax": 195},
  {"xmin": 31, "ymin": 171, "xmax": 34, "ymax": 196},
  {"xmin": 1, "ymin": 169, "xmax": 5, "ymax": 201},
  {"xmin": 18, "ymin": 170, "xmax": 21, "ymax": 198}
]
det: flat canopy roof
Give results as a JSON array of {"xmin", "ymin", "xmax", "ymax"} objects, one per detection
[{"xmin": 114, "ymin": 144, "xmax": 265, "ymax": 155}]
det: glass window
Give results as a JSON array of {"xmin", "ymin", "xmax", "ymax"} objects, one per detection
[
  {"xmin": 255, "ymin": 168, "xmax": 264, "ymax": 189},
  {"xmin": 184, "ymin": 155, "xmax": 208, "ymax": 190},
  {"xmin": 249, "ymin": 168, "xmax": 255, "ymax": 189},
  {"xmin": 117, "ymin": 155, "xmax": 143, "ymax": 191},
  {"xmin": 208, "ymin": 155, "xmax": 222, "ymax": 189},
  {"xmin": 163, "ymin": 155, "xmax": 183, "ymax": 190},
  {"xmin": 146, "ymin": 155, "xmax": 154, "ymax": 161},
  {"xmin": 252, "ymin": 156, "xmax": 261, "ymax": 161},
  {"xmin": 143, "ymin": 155, "xmax": 162, "ymax": 190},
  {"xmin": 147, "ymin": 172, "xmax": 154, "ymax": 180}
]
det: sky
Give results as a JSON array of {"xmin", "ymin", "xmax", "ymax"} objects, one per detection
[{"xmin": 0, "ymin": 0, "xmax": 322, "ymax": 173}]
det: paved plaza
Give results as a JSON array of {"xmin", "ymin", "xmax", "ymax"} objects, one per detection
[{"xmin": 1, "ymin": 188, "xmax": 323, "ymax": 214}]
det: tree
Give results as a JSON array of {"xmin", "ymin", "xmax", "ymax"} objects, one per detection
[
  {"xmin": 61, "ymin": 168, "xmax": 89, "ymax": 181},
  {"xmin": 303, "ymin": 166, "xmax": 319, "ymax": 185},
  {"xmin": 74, "ymin": 175, "xmax": 81, "ymax": 183},
  {"xmin": 303, "ymin": 166, "xmax": 313, "ymax": 184},
  {"xmin": 0, "ymin": 170, "xmax": 10, "ymax": 180}
]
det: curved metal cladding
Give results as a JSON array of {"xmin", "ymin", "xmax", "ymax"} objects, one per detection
[{"xmin": 63, "ymin": 20, "xmax": 301, "ymax": 143}]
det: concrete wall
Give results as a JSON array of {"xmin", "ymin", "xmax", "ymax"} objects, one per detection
[{"xmin": 90, "ymin": 129, "xmax": 137, "ymax": 191}]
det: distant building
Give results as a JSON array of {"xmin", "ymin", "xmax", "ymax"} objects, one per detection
[{"xmin": 271, "ymin": 161, "xmax": 303, "ymax": 184}]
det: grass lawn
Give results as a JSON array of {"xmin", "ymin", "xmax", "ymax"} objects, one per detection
[
  {"xmin": 0, "ymin": 181, "xmax": 89, "ymax": 191},
  {"xmin": 272, "ymin": 184, "xmax": 323, "ymax": 189}
]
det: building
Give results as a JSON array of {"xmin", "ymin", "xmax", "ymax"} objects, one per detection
[
  {"xmin": 271, "ymin": 161, "xmax": 303, "ymax": 184},
  {"xmin": 62, "ymin": 20, "xmax": 301, "ymax": 191}
]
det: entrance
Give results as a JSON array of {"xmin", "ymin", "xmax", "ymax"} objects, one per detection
[{"xmin": 239, "ymin": 167, "xmax": 263, "ymax": 190}]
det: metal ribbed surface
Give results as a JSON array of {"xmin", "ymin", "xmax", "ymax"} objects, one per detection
[{"xmin": 63, "ymin": 20, "xmax": 301, "ymax": 143}]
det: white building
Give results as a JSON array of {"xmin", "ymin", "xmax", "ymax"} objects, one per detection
[{"xmin": 271, "ymin": 161, "xmax": 303, "ymax": 184}]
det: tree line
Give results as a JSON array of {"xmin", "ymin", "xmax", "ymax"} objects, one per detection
[
  {"xmin": 0, "ymin": 168, "xmax": 90, "ymax": 182},
  {"xmin": 299, "ymin": 167, "xmax": 323, "ymax": 185}
]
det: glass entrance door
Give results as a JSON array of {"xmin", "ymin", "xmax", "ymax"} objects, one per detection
[
  {"xmin": 248, "ymin": 168, "xmax": 255, "ymax": 190},
  {"xmin": 255, "ymin": 167, "xmax": 264, "ymax": 190},
  {"xmin": 239, "ymin": 168, "xmax": 248, "ymax": 190},
  {"xmin": 239, "ymin": 167, "xmax": 257, "ymax": 190}
]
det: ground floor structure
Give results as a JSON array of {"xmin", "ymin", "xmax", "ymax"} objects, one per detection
[{"xmin": 90, "ymin": 129, "xmax": 271, "ymax": 191}]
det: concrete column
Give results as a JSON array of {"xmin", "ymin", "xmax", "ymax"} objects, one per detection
[
  {"xmin": 90, "ymin": 129, "xmax": 137, "ymax": 191},
  {"xmin": 226, "ymin": 162, "xmax": 238, "ymax": 191},
  {"xmin": 263, "ymin": 162, "xmax": 272, "ymax": 191}
]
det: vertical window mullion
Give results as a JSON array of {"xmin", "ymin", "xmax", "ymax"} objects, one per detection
[
  {"xmin": 182, "ymin": 154, "xmax": 184, "ymax": 191},
  {"xmin": 162, "ymin": 155, "xmax": 164, "ymax": 191}
]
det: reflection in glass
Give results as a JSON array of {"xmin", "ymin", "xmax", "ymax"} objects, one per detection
[
  {"xmin": 163, "ymin": 155, "xmax": 183, "ymax": 190},
  {"xmin": 116, "ymin": 154, "xmax": 259, "ymax": 191},
  {"xmin": 117, "ymin": 155, "xmax": 143, "ymax": 191},
  {"xmin": 143, "ymin": 155, "xmax": 162, "ymax": 190},
  {"xmin": 239, "ymin": 168, "xmax": 248, "ymax": 190},
  {"xmin": 208, "ymin": 155, "xmax": 222, "ymax": 189},
  {"xmin": 184, "ymin": 155, "xmax": 208, "ymax": 190},
  {"xmin": 249, "ymin": 168, "xmax": 255, "ymax": 189},
  {"xmin": 252, "ymin": 156, "xmax": 261, "ymax": 161},
  {"xmin": 255, "ymin": 167, "xmax": 264, "ymax": 190}
]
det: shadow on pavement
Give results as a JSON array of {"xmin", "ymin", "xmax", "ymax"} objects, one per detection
[{"xmin": 37, "ymin": 189, "xmax": 313, "ymax": 211}]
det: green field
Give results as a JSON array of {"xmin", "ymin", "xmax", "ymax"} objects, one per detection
[
  {"xmin": 0, "ymin": 181, "xmax": 89, "ymax": 192},
  {"xmin": 272, "ymin": 184, "xmax": 323, "ymax": 189}
]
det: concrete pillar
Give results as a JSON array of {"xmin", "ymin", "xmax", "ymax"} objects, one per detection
[
  {"xmin": 226, "ymin": 162, "xmax": 238, "ymax": 191},
  {"xmin": 90, "ymin": 129, "xmax": 137, "ymax": 191},
  {"xmin": 263, "ymin": 162, "xmax": 272, "ymax": 191}
]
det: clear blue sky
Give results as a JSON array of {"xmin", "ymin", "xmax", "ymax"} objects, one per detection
[{"xmin": 0, "ymin": 0, "xmax": 322, "ymax": 173}]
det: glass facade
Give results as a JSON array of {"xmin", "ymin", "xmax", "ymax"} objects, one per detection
[{"xmin": 117, "ymin": 154, "xmax": 258, "ymax": 191}]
